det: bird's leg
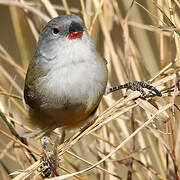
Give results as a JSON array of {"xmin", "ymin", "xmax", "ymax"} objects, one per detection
[
  {"xmin": 39, "ymin": 136, "xmax": 58, "ymax": 178},
  {"xmin": 105, "ymin": 80, "xmax": 162, "ymax": 98}
]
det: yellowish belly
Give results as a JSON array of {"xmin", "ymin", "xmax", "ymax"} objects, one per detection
[{"xmin": 28, "ymin": 95, "xmax": 101, "ymax": 130}]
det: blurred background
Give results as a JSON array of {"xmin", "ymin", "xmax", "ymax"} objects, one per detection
[{"xmin": 0, "ymin": 0, "xmax": 180, "ymax": 179}]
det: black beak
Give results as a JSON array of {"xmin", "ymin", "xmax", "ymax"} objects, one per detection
[{"xmin": 69, "ymin": 22, "xmax": 83, "ymax": 33}]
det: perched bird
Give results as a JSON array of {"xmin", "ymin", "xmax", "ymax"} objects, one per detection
[
  {"xmin": 24, "ymin": 14, "xmax": 108, "ymax": 138},
  {"xmin": 24, "ymin": 14, "xmax": 162, "ymax": 139},
  {"xmin": 23, "ymin": 14, "xmax": 162, "ymax": 178}
]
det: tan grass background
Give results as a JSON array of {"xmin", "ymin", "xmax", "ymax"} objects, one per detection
[{"xmin": 0, "ymin": 0, "xmax": 180, "ymax": 179}]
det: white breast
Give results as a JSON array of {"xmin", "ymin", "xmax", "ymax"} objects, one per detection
[{"xmin": 37, "ymin": 38, "xmax": 107, "ymax": 109}]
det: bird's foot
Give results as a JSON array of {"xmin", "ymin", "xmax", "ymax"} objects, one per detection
[
  {"xmin": 106, "ymin": 80, "xmax": 162, "ymax": 98},
  {"xmin": 39, "ymin": 136, "xmax": 59, "ymax": 178}
]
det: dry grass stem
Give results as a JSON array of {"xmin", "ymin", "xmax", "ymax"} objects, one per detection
[{"xmin": 0, "ymin": 1, "xmax": 180, "ymax": 179}]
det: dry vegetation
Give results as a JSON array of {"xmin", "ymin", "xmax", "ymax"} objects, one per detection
[{"xmin": 0, "ymin": 0, "xmax": 180, "ymax": 179}]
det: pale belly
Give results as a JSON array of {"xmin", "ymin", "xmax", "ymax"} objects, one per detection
[{"xmin": 36, "ymin": 60, "xmax": 107, "ymax": 111}]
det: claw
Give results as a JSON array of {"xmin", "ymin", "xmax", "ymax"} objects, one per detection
[
  {"xmin": 106, "ymin": 80, "xmax": 162, "ymax": 98},
  {"xmin": 39, "ymin": 136, "xmax": 57, "ymax": 178}
]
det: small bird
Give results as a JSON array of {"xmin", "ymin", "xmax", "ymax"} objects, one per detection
[
  {"xmin": 24, "ymin": 14, "xmax": 108, "ymax": 138},
  {"xmin": 23, "ymin": 14, "xmax": 162, "ymax": 178},
  {"xmin": 24, "ymin": 14, "xmax": 162, "ymax": 139}
]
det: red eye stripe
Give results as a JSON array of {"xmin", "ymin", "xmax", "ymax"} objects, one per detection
[{"xmin": 68, "ymin": 31, "xmax": 83, "ymax": 40}]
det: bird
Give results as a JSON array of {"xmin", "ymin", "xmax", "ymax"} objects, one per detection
[
  {"xmin": 24, "ymin": 14, "xmax": 108, "ymax": 138},
  {"xmin": 23, "ymin": 14, "xmax": 163, "ymax": 178},
  {"xmin": 24, "ymin": 14, "xmax": 162, "ymax": 139}
]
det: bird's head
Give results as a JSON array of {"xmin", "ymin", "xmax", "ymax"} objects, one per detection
[{"xmin": 36, "ymin": 14, "xmax": 91, "ymax": 59}]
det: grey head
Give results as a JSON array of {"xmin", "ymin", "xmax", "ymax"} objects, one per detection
[{"xmin": 36, "ymin": 14, "xmax": 92, "ymax": 59}]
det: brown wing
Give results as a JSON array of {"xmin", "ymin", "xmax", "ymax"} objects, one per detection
[{"xmin": 24, "ymin": 55, "xmax": 47, "ymax": 109}]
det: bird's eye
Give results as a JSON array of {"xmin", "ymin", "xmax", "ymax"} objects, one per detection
[{"xmin": 52, "ymin": 28, "xmax": 59, "ymax": 35}]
